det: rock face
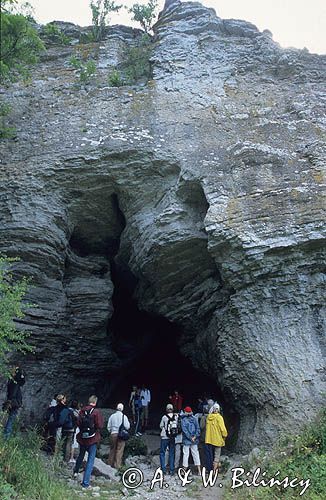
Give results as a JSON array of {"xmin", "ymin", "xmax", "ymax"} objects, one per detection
[{"xmin": 0, "ymin": 2, "xmax": 325, "ymax": 450}]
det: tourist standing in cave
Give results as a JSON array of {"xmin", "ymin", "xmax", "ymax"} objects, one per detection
[
  {"xmin": 181, "ymin": 406, "xmax": 201, "ymax": 475},
  {"xmin": 129, "ymin": 385, "xmax": 137, "ymax": 424},
  {"xmin": 140, "ymin": 384, "xmax": 151, "ymax": 429},
  {"xmin": 2, "ymin": 365, "xmax": 26, "ymax": 439},
  {"xmin": 159, "ymin": 403, "xmax": 178, "ymax": 476},
  {"xmin": 205, "ymin": 403, "xmax": 228, "ymax": 473},
  {"xmin": 169, "ymin": 389, "xmax": 183, "ymax": 412},
  {"xmin": 107, "ymin": 403, "xmax": 131, "ymax": 469},
  {"xmin": 73, "ymin": 395, "xmax": 104, "ymax": 489},
  {"xmin": 134, "ymin": 388, "xmax": 143, "ymax": 436}
]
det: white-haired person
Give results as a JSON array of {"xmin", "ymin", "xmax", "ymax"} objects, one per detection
[
  {"xmin": 204, "ymin": 403, "xmax": 228, "ymax": 473},
  {"xmin": 107, "ymin": 403, "xmax": 130, "ymax": 469}
]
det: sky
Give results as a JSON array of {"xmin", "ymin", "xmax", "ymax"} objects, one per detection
[{"xmin": 28, "ymin": 0, "xmax": 326, "ymax": 54}]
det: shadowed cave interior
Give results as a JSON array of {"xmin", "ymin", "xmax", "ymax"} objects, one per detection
[
  {"xmin": 68, "ymin": 192, "xmax": 239, "ymax": 449},
  {"xmin": 100, "ymin": 262, "xmax": 240, "ymax": 450}
]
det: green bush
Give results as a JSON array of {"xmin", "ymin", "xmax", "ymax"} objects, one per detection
[
  {"xmin": 0, "ymin": 1, "xmax": 44, "ymax": 81},
  {"xmin": 123, "ymin": 436, "xmax": 148, "ymax": 460},
  {"xmin": 225, "ymin": 409, "xmax": 326, "ymax": 499},
  {"xmin": 123, "ymin": 34, "xmax": 152, "ymax": 84},
  {"xmin": 79, "ymin": 32, "xmax": 96, "ymax": 44},
  {"xmin": 0, "ymin": 102, "xmax": 16, "ymax": 139},
  {"xmin": 108, "ymin": 69, "xmax": 123, "ymax": 87},
  {"xmin": 90, "ymin": 0, "xmax": 122, "ymax": 41},
  {"xmin": 0, "ymin": 428, "xmax": 80, "ymax": 500},
  {"xmin": 128, "ymin": 0, "xmax": 158, "ymax": 34},
  {"xmin": 0, "ymin": 256, "xmax": 33, "ymax": 377},
  {"xmin": 41, "ymin": 23, "xmax": 71, "ymax": 45},
  {"xmin": 69, "ymin": 55, "xmax": 97, "ymax": 84}
]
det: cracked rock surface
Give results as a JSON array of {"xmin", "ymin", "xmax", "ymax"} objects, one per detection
[{"xmin": 0, "ymin": 1, "xmax": 325, "ymax": 450}]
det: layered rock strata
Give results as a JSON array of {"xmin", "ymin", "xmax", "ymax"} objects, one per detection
[{"xmin": 0, "ymin": 2, "xmax": 325, "ymax": 450}]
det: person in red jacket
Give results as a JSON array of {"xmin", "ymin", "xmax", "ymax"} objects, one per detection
[
  {"xmin": 169, "ymin": 389, "xmax": 183, "ymax": 412},
  {"xmin": 73, "ymin": 395, "xmax": 104, "ymax": 489}
]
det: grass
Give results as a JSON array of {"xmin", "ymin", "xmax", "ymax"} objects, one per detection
[
  {"xmin": 0, "ymin": 425, "xmax": 81, "ymax": 500},
  {"xmin": 224, "ymin": 409, "xmax": 326, "ymax": 499}
]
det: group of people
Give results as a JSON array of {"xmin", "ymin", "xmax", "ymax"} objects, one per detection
[
  {"xmin": 159, "ymin": 398, "xmax": 227, "ymax": 476},
  {"xmin": 2, "ymin": 369, "xmax": 228, "ymax": 490}
]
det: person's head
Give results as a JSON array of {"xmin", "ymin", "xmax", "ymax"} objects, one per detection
[
  {"xmin": 174, "ymin": 389, "xmax": 179, "ymax": 395},
  {"xmin": 88, "ymin": 395, "xmax": 98, "ymax": 406},
  {"xmin": 132, "ymin": 385, "xmax": 137, "ymax": 391},
  {"xmin": 56, "ymin": 394, "xmax": 66, "ymax": 404},
  {"xmin": 209, "ymin": 403, "xmax": 220, "ymax": 414},
  {"xmin": 184, "ymin": 406, "xmax": 193, "ymax": 415},
  {"xmin": 11, "ymin": 365, "xmax": 19, "ymax": 377},
  {"xmin": 166, "ymin": 403, "xmax": 174, "ymax": 413},
  {"xmin": 207, "ymin": 399, "xmax": 214, "ymax": 410},
  {"xmin": 70, "ymin": 399, "xmax": 79, "ymax": 409},
  {"xmin": 117, "ymin": 403, "xmax": 124, "ymax": 412}
]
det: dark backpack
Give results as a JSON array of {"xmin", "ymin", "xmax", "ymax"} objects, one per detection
[
  {"xmin": 166, "ymin": 414, "xmax": 179, "ymax": 439},
  {"xmin": 134, "ymin": 395, "xmax": 142, "ymax": 411},
  {"xmin": 79, "ymin": 408, "xmax": 96, "ymax": 439},
  {"xmin": 43, "ymin": 406, "xmax": 57, "ymax": 426},
  {"xmin": 118, "ymin": 414, "xmax": 130, "ymax": 441},
  {"xmin": 62, "ymin": 409, "xmax": 75, "ymax": 431}
]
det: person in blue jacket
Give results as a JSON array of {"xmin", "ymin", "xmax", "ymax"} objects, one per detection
[{"xmin": 181, "ymin": 406, "xmax": 201, "ymax": 475}]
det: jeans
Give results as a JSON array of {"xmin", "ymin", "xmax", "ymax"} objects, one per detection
[
  {"xmin": 160, "ymin": 438, "xmax": 175, "ymax": 473},
  {"xmin": 74, "ymin": 443, "xmax": 97, "ymax": 487},
  {"xmin": 204, "ymin": 443, "xmax": 214, "ymax": 471},
  {"xmin": 135, "ymin": 408, "xmax": 142, "ymax": 434},
  {"xmin": 3, "ymin": 409, "xmax": 18, "ymax": 439}
]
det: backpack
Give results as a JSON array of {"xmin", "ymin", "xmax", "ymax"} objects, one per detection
[
  {"xmin": 134, "ymin": 395, "xmax": 143, "ymax": 411},
  {"xmin": 43, "ymin": 406, "xmax": 57, "ymax": 425},
  {"xmin": 62, "ymin": 409, "xmax": 75, "ymax": 431},
  {"xmin": 79, "ymin": 408, "xmax": 96, "ymax": 439},
  {"xmin": 118, "ymin": 414, "xmax": 130, "ymax": 441},
  {"xmin": 166, "ymin": 414, "xmax": 179, "ymax": 439}
]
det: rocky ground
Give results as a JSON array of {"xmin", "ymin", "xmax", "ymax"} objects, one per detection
[{"xmin": 49, "ymin": 431, "xmax": 245, "ymax": 499}]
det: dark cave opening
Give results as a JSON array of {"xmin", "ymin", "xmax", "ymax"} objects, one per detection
[
  {"xmin": 66, "ymin": 191, "xmax": 240, "ymax": 449},
  {"xmin": 101, "ymin": 262, "xmax": 240, "ymax": 450}
]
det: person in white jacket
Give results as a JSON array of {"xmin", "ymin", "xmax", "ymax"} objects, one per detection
[
  {"xmin": 107, "ymin": 403, "xmax": 130, "ymax": 469},
  {"xmin": 140, "ymin": 385, "xmax": 151, "ymax": 428}
]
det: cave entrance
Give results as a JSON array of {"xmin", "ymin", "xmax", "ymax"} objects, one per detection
[{"xmin": 101, "ymin": 262, "xmax": 240, "ymax": 450}]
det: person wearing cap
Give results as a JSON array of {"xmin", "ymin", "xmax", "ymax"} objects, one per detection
[
  {"xmin": 205, "ymin": 403, "xmax": 228, "ymax": 472},
  {"xmin": 181, "ymin": 406, "xmax": 201, "ymax": 475},
  {"xmin": 107, "ymin": 403, "xmax": 130, "ymax": 469},
  {"xmin": 159, "ymin": 403, "xmax": 177, "ymax": 475}
]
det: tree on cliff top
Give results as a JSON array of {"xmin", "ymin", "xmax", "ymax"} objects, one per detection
[
  {"xmin": 90, "ymin": 0, "xmax": 122, "ymax": 41},
  {"xmin": 0, "ymin": 257, "xmax": 33, "ymax": 377},
  {"xmin": 128, "ymin": 0, "xmax": 159, "ymax": 34},
  {"xmin": 0, "ymin": 0, "xmax": 44, "ymax": 81}
]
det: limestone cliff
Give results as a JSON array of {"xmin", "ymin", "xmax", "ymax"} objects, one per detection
[{"xmin": 0, "ymin": 2, "xmax": 325, "ymax": 450}]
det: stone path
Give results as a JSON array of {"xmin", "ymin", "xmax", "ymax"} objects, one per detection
[{"xmin": 49, "ymin": 431, "xmax": 249, "ymax": 499}]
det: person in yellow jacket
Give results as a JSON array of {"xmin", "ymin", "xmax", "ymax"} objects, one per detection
[{"xmin": 204, "ymin": 403, "xmax": 227, "ymax": 472}]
